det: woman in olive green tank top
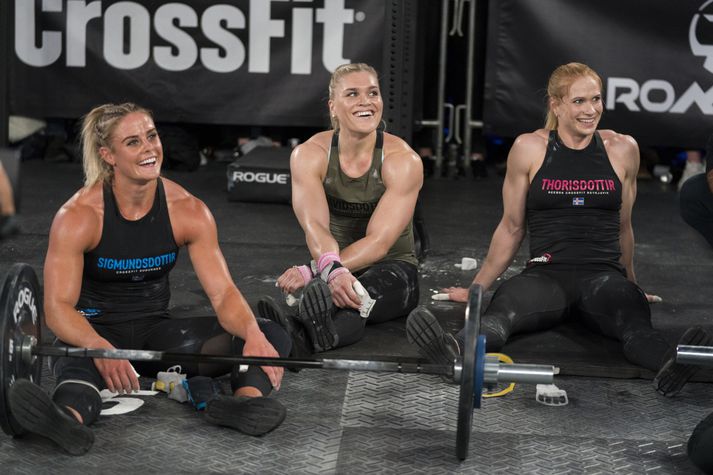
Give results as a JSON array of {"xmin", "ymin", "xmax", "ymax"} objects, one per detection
[{"xmin": 259, "ymin": 63, "xmax": 424, "ymax": 353}]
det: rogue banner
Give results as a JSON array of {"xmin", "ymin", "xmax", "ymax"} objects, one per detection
[
  {"xmin": 483, "ymin": 0, "xmax": 713, "ymax": 148},
  {"xmin": 9, "ymin": 0, "xmax": 384, "ymax": 126}
]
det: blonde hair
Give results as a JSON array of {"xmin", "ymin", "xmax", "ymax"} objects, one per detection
[
  {"xmin": 80, "ymin": 103, "xmax": 152, "ymax": 186},
  {"xmin": 544, "ymin": 62, "xmax": 603, "ymax": 130},
  {"xmin": 328, "ymin": 63, "xmax": 379, "ymax": 130}
]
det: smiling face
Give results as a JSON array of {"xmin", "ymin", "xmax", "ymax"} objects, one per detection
[
  {"xmin": 551, "ymin": 75, "xmax": 603, "ymax": 139},
  {"xmin": 100, "ymin": 112, "xmax": 163, "ymax": 183},
  {"xmin": 328, "ymin": 70, "xmax": 383, "ymax": 134}
]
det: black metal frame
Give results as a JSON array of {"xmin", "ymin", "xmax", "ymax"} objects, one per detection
[{"xmin": 382, "ymin": 0, "xmax": 418, "ymax": 142}]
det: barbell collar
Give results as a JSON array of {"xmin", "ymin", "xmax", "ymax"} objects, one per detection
[
  {"xmin": 483, "ymin": 361, "xmax": 556, "ymax": 385},
  {"xmin": 20, "ymin": 335, "xmax": 37, "ymax": 367},
  {"xmin": 676, "ymin": 345, "xmax": 713, "ymax": 367}
]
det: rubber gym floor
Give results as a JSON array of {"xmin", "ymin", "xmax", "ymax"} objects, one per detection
[{"xmin": 0, "ymin": 157, "xmax": 711, "ymax": 474}]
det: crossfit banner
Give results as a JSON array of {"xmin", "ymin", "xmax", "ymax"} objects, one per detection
[
  {"xmin": 483, "ymin": 0, "xmax": 713, "ymax": 148},
  {"xmin": 9, "ymin": 0, "xmax": 384, "ymax": 126}
]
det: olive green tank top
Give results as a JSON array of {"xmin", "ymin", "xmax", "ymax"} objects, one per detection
[{"xmin": 323, "ymin": 130, "xmax": 417, "ymax": 266}]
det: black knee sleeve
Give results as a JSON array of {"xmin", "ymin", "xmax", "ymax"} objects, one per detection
[
  {"xmin": 52, "ymin": 381, "xmax": 102, "ymax": 426},
  {"xmin": 355, "ymin": 261, "xmax": 420, "ymax": 324},
  {"xmin": 230, "ymin": 319, "xmax": 291, "ymax": 396},
  {"xmin": 231, "ymin": 365, "xmax": 274, "ymax": 396}
]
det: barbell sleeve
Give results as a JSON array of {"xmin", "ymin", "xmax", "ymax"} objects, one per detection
[
  {"xmin": 677, "ymin": 345, "xmax": 713, "ymax": 367},
  {"xmin": 484, "ymin": 362, "xmax": 557, "ymax": 385}
]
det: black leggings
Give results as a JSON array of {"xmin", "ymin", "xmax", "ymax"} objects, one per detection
[
  {"xmin": 50, "ymin": 315, "xmax": 290, "ymax": 425},
  {"xmin": 680, "ymin": 173, "xmax": 713, "ymax": 248},
  {"xmin": 331, "ymin": 260, "xmax": 419, "ymax": 348},
  {"xmin": 456, "ymin": 265, "xmax": 671, "ymax": 371}
]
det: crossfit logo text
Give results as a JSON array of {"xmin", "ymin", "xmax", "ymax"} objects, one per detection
[{"xmin": 15, "ymin": 0, "xmax": 361, "ymax": 73}]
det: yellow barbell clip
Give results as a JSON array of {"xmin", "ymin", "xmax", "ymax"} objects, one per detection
[{"xmin": 482, "ymin": 353, "xmax": 516, "ymax": 398}]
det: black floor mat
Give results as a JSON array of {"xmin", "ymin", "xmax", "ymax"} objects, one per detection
[{"xmin": 325, "ymin": 304, "xmax": 713, "ymax": 382}]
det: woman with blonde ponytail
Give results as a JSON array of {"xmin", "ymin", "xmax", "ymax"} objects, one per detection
[
  {"xmin": 80, "ymin": 103, "xmax": 150, "ymax": 186},
  {"xmin": 8, "ymin": 103, "xmax": 291, "ymax": 455},
  {"xmin": 407, "ymin": 62, "xmax": 711, "ymax": 399},
  {"xmin": 263, "ymin": 63, "xmax": 423, "ymax": 355}
]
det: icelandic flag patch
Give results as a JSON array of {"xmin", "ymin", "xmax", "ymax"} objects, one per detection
[{"xmin": 572, "ymin": 197, "xmax": 585, "ymax": 206}]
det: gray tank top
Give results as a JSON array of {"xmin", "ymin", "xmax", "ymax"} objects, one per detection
[{"xmin": 323, "ymin": 130, "xmax": 417, "ymax": 266}]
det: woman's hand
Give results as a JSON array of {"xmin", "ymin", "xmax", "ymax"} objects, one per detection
[{"xmin": 242, "ymin": 331, "xmax": 284, "ymax": 392}]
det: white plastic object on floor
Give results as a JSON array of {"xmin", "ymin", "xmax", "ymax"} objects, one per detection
[
  {"xmin": 454, "ymin": 257, "xmax": 478, "ymax": 270},
  {"xmin": 536, "ymin": 384, "xmax": 568, "ymax": 406}
]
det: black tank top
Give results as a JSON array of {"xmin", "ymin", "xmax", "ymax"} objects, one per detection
[
  {"xmin": 77, "ymin": 179, "xmax": 179, "ymax": 321},
  {"xmin": 526, "ymin": 131, "xmax": 622, "ymax": 268}
]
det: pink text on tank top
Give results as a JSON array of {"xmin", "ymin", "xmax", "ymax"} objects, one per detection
[{"xmin": 541, "ymin": 179, "xmax": 616, "ymax": 192}]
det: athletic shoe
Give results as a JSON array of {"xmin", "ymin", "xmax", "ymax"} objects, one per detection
[
  {"xmin": 205, "ymin": 395, "xmax": 286, "ymax": 436},
  {"xmin": 297, "ymin": 279, "xmax": 338, "ymax": 352},
  {"xmin": 8, "ymin": 379, "xmax": 94, "ymax": 456},
  {"xmin": 653, "ymin": 326, "xmax": 713, "ymax": 397},
  {"xmin": 183, "ymin": 376, "xmax": 222, "ymax": 411},
  {"xmin": 257, "ymin": 296, "xmax": 312, "ymax": 361},
  {"xmin": 406, "ymin": 307, "xmax": 460, "ymax": 366}
]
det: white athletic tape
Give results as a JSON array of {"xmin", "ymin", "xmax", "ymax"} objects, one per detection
[
  {"xmin": 285, "ymin": 293, "xmax": 299, "ymax": 307},
  {"xmin": 431, "ymin": 293, "xmax": 451, "ymax": 301},
  {"xmin": 353, "ymin": 281, "xmax": 366, "ymax": 297},
  {"xmin": 276, "ymin": 280, "xmax": 302, "ymax": 307},
  {"xmin": 353, "ymin": 281, "xmax": 376, "ymax": 319}
]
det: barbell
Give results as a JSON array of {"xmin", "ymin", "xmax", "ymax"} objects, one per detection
[{"xmin": 0, "ymin": 262, "xmax": 556, "ymax": 460}]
